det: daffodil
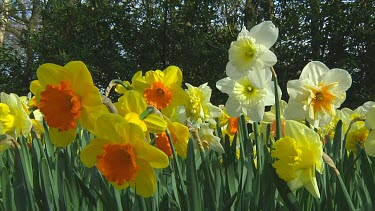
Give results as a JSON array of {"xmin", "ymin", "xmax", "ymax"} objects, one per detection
[
  {"xmin": 216, "ymin": 68, "xmax": 279, "ymax": 122},
  {"xmin": 114, "ymin": 90, "xmax": 167, "ymax": 134},
  {"xmin": 80, "ymin": 113, "xmax": 169, "ymax": 197},
  {"xmin": 0, "ymin": 92, "xmax": 32, "ymax": 138},
  {"xmin": 184, "ymin": 83, "xmax": 222, "ymax": 123},
  {"xmin": 262, "ymin": 99, "xmax": 288, "ymax": 138},
  {"xmin": 271, "ymin": 120, "xmax": 323, "ymax": 198},
  {"xmin": 162, "ymin": 117, "xmax": 190, "ymax": 158},
  {"xmin": 338, "ymin": 101, "xmax": 375, "ymax": 132},
  {"xmin": 30, "ymin": 61, "xmax": 108, "ymax": 147},
  {"xmin": 345, "ymin": 121, "xmax": 368, "ymax": 155},
  {"xmin": 198, "ymin": 123, "xmax": 224, "ymax": 153},
  {"xmin": 226, "ymin": 21, "xmax": 278, "ymax": 79},
  {"xmin": 284, "ymin": 61, "xmax": 352, "ymax": 127},
  {"xmin": 364, "ymin": 105, "xmax": 375, "ymax": 157},
  {"xmin": 218, "ymin": 105, "xmax": 239, "ymax": 144},
  {"xmin": 133, "ymin": 66, "xmax": 189, "ymax": 117}
]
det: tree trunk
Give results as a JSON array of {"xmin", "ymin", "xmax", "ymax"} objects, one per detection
[{"xmin": 0, "ymin": 0, "xmax": 10, "ymax": 47}]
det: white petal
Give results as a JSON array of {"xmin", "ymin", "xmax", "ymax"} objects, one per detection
[
  {"xmin": 257, "ymin": 46, "xmax": 277, "ymax": 68},
  {"xmin": 246, "ymin": 102, "xmax": 265, "ymax": 123},
  {"xmin": 216, "ymin": 77, "xmax": 235, "ymax": 94},
  {"xmin": 321, "ymin": 68, "xmax": 352, "ymax": 92},
  {"xmin": 225, "ymin": 98, "xmax": 242, "ymax": 117},
  {"xmin": 300, "ymin": 61, "xmax": 329, "ymax": 84},
  {"xmin": 207, "ymin": 103, "xmax": 222, "ymax": 117},
  {"xmin": 366, "ymin": 106, "xmax": 375, "ymax": 129},
  {"xmin": 284, "ymin": 100, "xmax": 306, "ymax": 121},
  {"xmin": 249, "ymin": 21, "xmax": 279, "ymax": 49},
  {"xmin": 248, "ymin": 68, "xmax": 266, "ymax": 88},
  {"xmin": 210, "ymin": 137, "xmax": 225, "ymax": 154},
  {"xmin": 365, "ymin": 131, "xmax": 375, "ymax": 157},
  {"xmin": 226, "ymin": 62, "xmax": 248, "ymax": 80}
]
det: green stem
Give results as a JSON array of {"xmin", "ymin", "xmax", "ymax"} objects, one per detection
[
  {"xmin": 337, "ymin": 174, "xmax": 356, "ymax": 211},
  {"xmin": 165, "ymin": 129, "xmax": 187, "ymax": 209},
  {"xmin": 271, "ymin": 67, "xmax": 282, "ymax": 140}
]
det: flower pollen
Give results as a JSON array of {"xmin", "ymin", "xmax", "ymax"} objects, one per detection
[
  {"xmin": 97, "ymin": 143, "xmax": 140, "ymax": 185},
  {"xmin": 144, "ymin": 81, "xmax": 172, "ymax": 110},
  {"xmin": 40, "ymin": 81, "xmax": 82, "ymax": 131}
]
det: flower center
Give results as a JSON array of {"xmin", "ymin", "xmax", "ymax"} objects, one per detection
[
  {"xmin": 309, "ymin": 83, "xmax": 337, "ymax": 117},
  {"xmin": 143, "ymin": 81, "xmax": 172, "ymax": 110},
  {"xmin": 233, "ymin": 77, "xmax": 262, "ymax": 105},
  {"xmin": 228, "ymin": 117, "xmax": 239, "ymax": 135},
  {"xmin": 346, "ymin": 124, "xmax": 369, "ymax": 153},
  {"xmin": 155, "ymin": 132, "xmax": 172, "ymax": 157},
  {"xmin": 0, "ymin": 103, "xmax": 15, "ymax": 134},
  {"xmin": 97, "ymin": 143, "xmax": 140, "ymax": 185},
  {"xmin": 39, "ymin": 81, "xmax": 82, "ymax": 131},
  {"xmin": 271, "ymin": 136, "xmax": 301, "ymax": 181}
]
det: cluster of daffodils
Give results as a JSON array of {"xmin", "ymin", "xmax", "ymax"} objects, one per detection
[{"xmin": 2, "ymin": 20, "xmax": 375, "ymax": 200}]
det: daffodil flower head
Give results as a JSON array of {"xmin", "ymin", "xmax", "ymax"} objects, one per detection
[
  {"xmin": 115, "ymin": 90, "xmax": 167, "ymax": 134},
  {"xmin": 198, "ymin": 123, "xmax": 224, "ymax": 154},
  {"xmin": 133, "ymin": 66, "xmax": 189, "ymax": 118},
  {"xmin": 271, "ymin": 120, "xmax": 323, "ymax": 198},
  {"xmin": 363, "ymin": 105, "xmax": 375, "ymax": 157},
  {"xmin": 184, "ymin": 83, "xmax": 222, "ymax": 123},
  {"xmin": 80, "ymin": 113, "xmax": 169, "ymax": 197},
  {"xmin": 216, "ymin": 68, "xmax": 279, "ymax": 122},
  {"xmin": 163, "ymin": 117, "xmax": 190, "ymax": 158},
  {"xmin": 30, "ymin": 61, "xmax": 109, "ymax": 147},
  {"xmin": 345, "ymin": 121, "xmax": 368, "ymax": 155},
  {"xmin": 0, "ymin": 92, "xmax": 32, "ymax": 138},
  {"xmin": 285, "ymin": 61, "xmax": 352, "ymax": 127},
  {"xmin": 227, "ymin": 21, "xmax": 278, "ymax": 79}
]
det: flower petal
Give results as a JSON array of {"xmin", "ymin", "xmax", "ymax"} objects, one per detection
[
  {"xmin": 49, "ymin": 127, "xmax": 76, "ymax": 147},
  {"xmin": 80, "ymin": 138, "xmax": 108, "ymax": 167},
  {"xmin": 249, "ymin": 21, "xmax": 279, "ymax": 49}
]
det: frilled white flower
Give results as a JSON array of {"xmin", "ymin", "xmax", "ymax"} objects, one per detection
[
  {"xmin": 284, "ymin": 61, "xmax": 352, "ymax": 127},
  {"xmin": 198, "ymin": 123, "xmax": 224, "ymax": 154},
  {"xmin": 226, "ymin": 21, "xmax": 278, "ymax": 79},
  {"xmin": 184, "ymin": 83, "xmax": 222, "ymax": 123},
  {"xmin": 216, "ymin": 68, "xmax": 279, "ymax": 123}
]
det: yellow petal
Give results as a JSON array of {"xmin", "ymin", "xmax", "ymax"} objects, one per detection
[
  {"xmin": 136, "ymin": 142, "xmax": 169, "ymax": 169},
  {"xmin": 163, "ymin": 66, "xmax": 182, "ymax": 87},
  {"xmin": 144, "ymin": 113, "xmax": 167, "ymax": 133},
  {"xmin": 49, "ymin": 127, "xmax": 76, "ymax": 147},
  {"xmin": 130, "ymin": 159, "xmax": 157, "ymax": 197},
  {"xmin": 37, "ymin": 63, "xmax": 70, "ymax": 87},
  {"xmin": 80, "ymin": 138, "xmax": 108, "ymax": 168}
]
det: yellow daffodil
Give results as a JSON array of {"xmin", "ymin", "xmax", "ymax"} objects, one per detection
[
  {"xmin": 271, "ymin": 120, "xmax": 323, "ymax": 198},
  {"xmin": 162, "ymin": 117, "xmax": 189, "ymax": 158},
  {"xmin": 114, "ymin": 90, "xmax": 167, "ymax": 134},
  {"xmin": 226, "ymin": 21, "xmax": 278, "ymax": 79},
  {"xmin": 184, "ymin": 83, "xmax": 222, "ymax": 123},
  {"xmin": 30, "ymin": 61, "xmax": 108, "ymax": 147},
  {"xmin": 285, "ymin": 61, "xmax": 352, "ymax": 127},
  {"xmin": 80, "ymin": 113, "xmax": 169, "ymax": 197},
  {"xmin": 345, "ymin": 121, "xmax": 368, "ymax": 155},
  {"xmin": 0, "ymin": 92, "xmax": 32, "ymax": 138},
  {"xmin": 132, "ymin": 66, "xmax": 189, "ymax": 117},
  {"xmin": 216, "ymin": 68, "xmax": 279, "ymax": 122}
]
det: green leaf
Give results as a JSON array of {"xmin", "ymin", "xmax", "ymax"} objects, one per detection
[{"xmin": 186, "ymin": 138, "xmax": 201, "ymax": 211}]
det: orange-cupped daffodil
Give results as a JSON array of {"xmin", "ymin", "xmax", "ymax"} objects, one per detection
[
  {"xmin": 80, "ymin": 113, "xmax": 169, "ymax": 197},
  {"xmin": 132, "ymin": 66, "xmax": 189, "ymax": 118},
  {"xmin": 30, "ymin": 61, "xmax": 108, "ymax": 147}
]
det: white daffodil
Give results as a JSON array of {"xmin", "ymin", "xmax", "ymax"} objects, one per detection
[
  {"xmin": 216, "ymin": 68, "xmax": 279, "ymax": 123},
  {"xmin": 198, "ymin": 123, "xmax": 224, "ymax": 154},
  {"xmin": 284, "ymin": 61, "xmax": 352, "ymax": 127},
  {"xmin": 227, "ymin": 21, "xmax": 278, "ymax": 79},
  {"xmin": 184, "ymin": 83, "xmax": 222, "ymax": 123}
]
